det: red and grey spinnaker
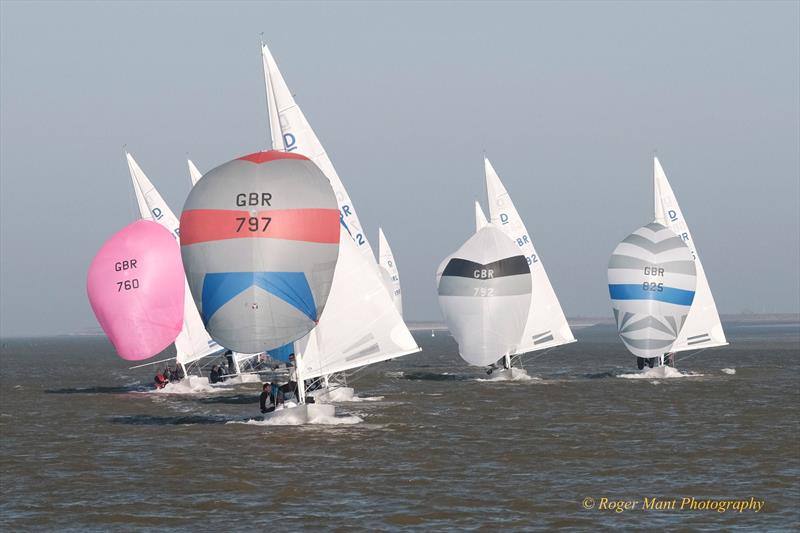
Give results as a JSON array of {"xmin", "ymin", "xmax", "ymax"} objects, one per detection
[
  {"xmin": 179, "ymin": 151, "xmax": 340, "ymax": 354},
  {"xmin": 87, "ymin": 220, "xmax": 186, "ymax": 361}
]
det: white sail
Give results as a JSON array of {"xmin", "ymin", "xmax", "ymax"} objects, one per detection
[
  {"xmin": 261, "ymin": 43, "xmax": 376, "ymax": 262},
  {"xmin": 298, "ymin": 225, "xmax": 420, "ymax": 380},
  {"xmin": 475, "ymin": 201, "xmax": 489, "ymax": 231},
  {"xmin": 378, "ymin": 227, "xmax": 403, "ymax": 315},
  {"xmin": 125, "ymin": 153, "xmax": 221, "ymax": 365},
  {"xmin": 484, "ymin": 157, "xmax": 575, "ymax": 353},
  {"xmin": 187, "ymin": 159, "xmax": 203, "ymax": 186},
  {"xmin": 653, "ymin": 157, "xmax": 727, "ymax": 352}
]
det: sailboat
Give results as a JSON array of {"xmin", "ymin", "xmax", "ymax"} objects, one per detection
[
  {"xmin": 481, "ymin": 158, "xmax": 576, "ymax": 378},
  {"xmin": 125, "ymin": 153, "xmax": 224, "ymax": 379},
  {"xmin": 652, "ymin": 157, "xmax": 727, "ymax": 356},
  {"xmin": 260, "ymin": 41, "xmax": 420, "ymax": 400},
  {"xmin": 608, "ymin": 157, "xmax": 727, "ymax": 373}
]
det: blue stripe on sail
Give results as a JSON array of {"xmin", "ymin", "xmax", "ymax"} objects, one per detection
[
  {"xmin": 608, "ymin": 284, "xmax": 695, "ymax": 306},
  {"xmin": 268, "ymin": 342, "xmax": 295, "ymax": 363},
  {"xmin": 202, "ymin": 272, "xmax": 317, "ymax": 324}
]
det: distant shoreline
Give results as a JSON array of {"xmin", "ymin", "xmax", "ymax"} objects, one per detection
[
  {"xmin": 1, "ymin": 313, "xmax": 797, "ymax": 339},
  {"xmin": 408, "ymin": 313, "xmax": 800, "ymax": 331}
]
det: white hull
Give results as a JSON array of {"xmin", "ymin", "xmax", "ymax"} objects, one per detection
[
  {"xmin": 262, "ymin": 403, "xmax": 336, "ymax": 424},
  {"xmin": 308, "ymin": 386, "xmax": 356, "ymax": 402}
]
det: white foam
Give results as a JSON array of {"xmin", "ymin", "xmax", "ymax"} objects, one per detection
[
  {"xmin": 477, "ymin": 368, "xmax": 539, "ymax": 382},
  {"xmin": 721, "ymin": 368, "xmax": 736, "ymax": 375},
  {"xmin": 147, "ymin": 378, "xmax": 222, "ymax": 394},
  {"xmin": 618, "ymin": 366, "xmax": 704, "ymax": 379},
  {"xmin": 308, "ymin": 386, "xmax": 383, "ymax": 403},
  {"xmin": 385, "ymin": 371, "xmax": 404, "ymax": 378},
  {"xmin": 231, "ymin": 403, "xmax": 363, "ymax": 427}
]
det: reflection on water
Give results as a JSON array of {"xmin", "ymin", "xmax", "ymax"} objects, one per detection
[{"xmin": 1, "ymin": 324, "xmax": 798, "ymax": 530}]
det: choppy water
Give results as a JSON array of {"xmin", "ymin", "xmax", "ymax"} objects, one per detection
[{"xmin": 1, "ymin": 323, "xmax": 799, "ymax": 531}]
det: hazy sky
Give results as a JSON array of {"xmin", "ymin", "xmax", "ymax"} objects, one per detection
[{"xmin": 1, "ymin": 1, "xmax": 798, "ymax": 336}]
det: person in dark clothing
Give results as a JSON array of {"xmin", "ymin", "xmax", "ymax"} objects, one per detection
[
  {"xmin": 209, "ymin": 365, "xmax": 221, "ymax": 384},
  {"xmin": 172, "ymin": 365, "xmax": 185, "ymax": 381},
  {"xmin": 260, "ymin": 382, "xmax": 276, "ymax": 413},
  {"xmin": 279, "ymin": 353, "xmax": 299, "ymax": 401},
  {"xmin": 637, "ymin": 357, "xmax": 645, "ymax": 370}
]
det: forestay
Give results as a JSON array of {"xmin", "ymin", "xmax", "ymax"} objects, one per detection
[
  {"xmin": 608, "ymin": 222, "xmax": 697, "ymax": 358},
  {"xmin": 126, "ymin": 153, "xmax": 222, "ymax": 365},
  {"xmin": 484, "ymin": 158, "xmax": 575, "ymax": 352},
  {"xmin": 378, "ymin": 227, "xmax": 403, "ymax": 315},
  {"xmin": 261, "ymin": 43, "xmax": 376, "ymax": 262},
  {"xmin": 653, "ymin": 157, "xmax": 727, "ymax": 352},
  {"xmin": 298, "ymin": 225, "xmax": 420, "ymax": 380},
  {"xmin": 437, "ymin": 226, "xmax": 532, "ymax": 367}
]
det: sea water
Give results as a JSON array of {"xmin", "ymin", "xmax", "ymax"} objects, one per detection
[{"xmin": 1, "ymin": 323, "xmax": 798, "ymax": 530}]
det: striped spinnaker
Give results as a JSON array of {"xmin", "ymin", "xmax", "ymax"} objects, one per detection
[
  {"xmin": 180, "ymin": 151, "xmax": 340, "ymax": 354},
  {"xmin": 608, "ymin": 222, "xmax": 697, "ymax": 358}
]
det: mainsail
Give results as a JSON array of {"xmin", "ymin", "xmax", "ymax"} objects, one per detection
[
  {"xmin": 126, "ymin": 153, "xmax": 222, "ymax": 366},
  {"xmin": 653, "ymin": 157, "xmax": 727, "ymax": 352},
  {"xmin": 378, "ymin": 228, "xmax": 403, "ymax": 315},
  {"xmin": 483, "ymin": 158, "xmax": 575, "ymax": 353},
  {"xmin": 299, "ymin": 226, "xmax": 420, "ymax": 380},
  {"xmin": 261, "ymin": 42, "xmax": 420, "ymax": 380},
  {"xmin": 261, "ymin": 42, "xmax": 376, "ymax": 262}
]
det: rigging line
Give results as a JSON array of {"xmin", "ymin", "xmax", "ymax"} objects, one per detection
[
  {"xmin": 675, "ymin": 348, "xmax": 708, "ymax": 364},
  {"xmin": 518, "ymin": 347, "xmax": 556, "ymax": 368}
]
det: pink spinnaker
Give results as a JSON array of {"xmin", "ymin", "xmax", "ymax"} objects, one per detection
[{"xmin": 87, "ymin": 220, "xmax": 185, "ymax": 361}]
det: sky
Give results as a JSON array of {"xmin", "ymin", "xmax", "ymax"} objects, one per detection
[{"xmin": 1, "ymin": 0, "xmax": 798, "ymax": 336}]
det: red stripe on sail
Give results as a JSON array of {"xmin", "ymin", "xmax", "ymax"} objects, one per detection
[
  {"xmin": 180, "ymin": 208, "xmax": 340, "ymax": 245},
  {"xmin": 237, "ymin": 151, "xmax": 310, "ymax": 164}
]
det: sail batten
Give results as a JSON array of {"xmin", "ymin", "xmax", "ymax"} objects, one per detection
[{"xmin": 484, "ymin": 158, "xmax": 575, "ymax": 353}]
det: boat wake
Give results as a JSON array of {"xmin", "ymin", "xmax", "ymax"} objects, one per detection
[
  {"xmin": 476, "ymin": 369, "xmax": 540, "ymax": 382},
  {"xmin": 721, "ymin": 368, "xmax": 736, "ymax": 375},
  {"xmin": 617, "ymin": 366, "xmax": 704, "ymax": 379},
  {"xmin": 232, "ymin": 412, "xmax": 364, "ymax": 427},
  {"xmin": 145, "ymin": 379, "xmax": 222, "ymax": 394}
]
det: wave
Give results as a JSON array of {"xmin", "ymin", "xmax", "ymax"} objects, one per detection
[{"xmin": 617, "ymin": 366, "xmax": 704, "ymax": 379}]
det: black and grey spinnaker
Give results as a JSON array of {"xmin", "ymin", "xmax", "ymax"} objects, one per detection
[{"xmin": 437, "ymin": 226, "xmax": 532, "ymax": 367}]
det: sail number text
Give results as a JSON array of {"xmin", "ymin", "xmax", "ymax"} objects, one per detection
[
  {"xmin": 114, "ymin": 259, "xmax": 141, "ymax": 291},
  {"xmin": 236, "ymin": 217, "xmax": 272, "ymax": 232}
]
